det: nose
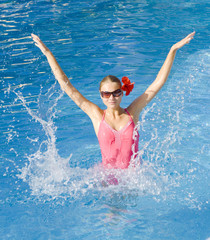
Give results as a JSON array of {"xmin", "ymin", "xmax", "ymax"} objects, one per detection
[{"xmin": 109, "ymin": 94, "xmax": 114, "ymax": 99}]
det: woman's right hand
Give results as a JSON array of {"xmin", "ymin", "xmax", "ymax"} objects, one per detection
[{"xmin": 31, "ymin": 33, "xmax": 49, "ymax": 55}]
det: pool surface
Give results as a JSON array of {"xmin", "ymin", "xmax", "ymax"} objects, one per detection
[{"xmin": 0, "ymin": 0, "xmax": 209, "ymax": 239}]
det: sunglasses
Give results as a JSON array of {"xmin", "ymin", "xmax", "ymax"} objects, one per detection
[{"xmin": 100, "ymin": 89, "xmax": 123, "ymax": 98}]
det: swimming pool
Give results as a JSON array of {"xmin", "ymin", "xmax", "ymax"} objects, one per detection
[{"xmin": 0, "ymin": 0, "xmax": 209, "ymax": 239}]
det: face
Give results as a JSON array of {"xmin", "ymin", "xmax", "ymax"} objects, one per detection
[{"xmin": 100, "ymin": 81, "xmax": 123, "ymax": 109}]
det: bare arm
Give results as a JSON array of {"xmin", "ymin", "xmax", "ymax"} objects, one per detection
[
  {"xmin": 128, "ymin": 32, "xmax": 195, "ymax": 121},
  {"xmin": 31, "ymin": 34, "xmax": 102, "ymax": 120}
]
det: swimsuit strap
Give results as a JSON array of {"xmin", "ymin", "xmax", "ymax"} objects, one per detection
[
  {"xmin": 102, "ymin": 110, "xmax": 106, "ymax": 121},
  {"xmin": 124, "ymin": 108, "xmax": 133, "ymax": 121}
]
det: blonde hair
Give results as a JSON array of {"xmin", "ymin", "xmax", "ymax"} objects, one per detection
[{"xmin": 99, "ymin": 75, "xmax": 122, "ymax": 90}]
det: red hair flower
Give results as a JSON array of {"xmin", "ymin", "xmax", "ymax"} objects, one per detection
[{"xmin": 121, "ymin": 76, "xmax": 135, "ymax": 96}]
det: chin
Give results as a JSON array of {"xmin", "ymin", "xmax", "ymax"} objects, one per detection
[{"xmin": 109, "ymin": 104, "xmax": 119, "ymax": 109}]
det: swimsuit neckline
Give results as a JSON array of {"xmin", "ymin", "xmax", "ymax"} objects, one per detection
[
  {"xmin": 102, "ymin": 108, "xmax": 133, "ymax": 133},
  {"xmin": 103, "ymin": 119, "xmax": 132, "ymax": 133}
]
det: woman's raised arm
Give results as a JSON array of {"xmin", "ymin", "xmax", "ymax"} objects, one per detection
[
  {"xmin": 128, "ymin": 31, "xmax": 195, "ymax": 121},
  {"xmin": 31, "ymin": 34, "xmax": 101, "ymax": 119}
]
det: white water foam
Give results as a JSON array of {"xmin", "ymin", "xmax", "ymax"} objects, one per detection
[
  {"xmin": 13, "ymin": 86, "xmax": 167, "ymax": 202},
  {"xmin": 14, "ymin": 49, "xmax": 209, "ymax": 207}
]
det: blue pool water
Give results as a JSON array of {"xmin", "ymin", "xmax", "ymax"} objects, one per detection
[{"xmin": 0, "ymin": 0, "xmax": 210, "ymax": 239}]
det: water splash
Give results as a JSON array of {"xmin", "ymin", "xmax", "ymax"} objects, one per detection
[
  {"xmin": 13, "ymin": 84, "xmax": 167, "ymax": 202},
  {"xmin": 12, "ymin": 49, "xmax": 209, "ymax": 208}
]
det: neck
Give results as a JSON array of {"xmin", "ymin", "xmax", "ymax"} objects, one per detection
[{"xmin": 106, "ymin": 107, "xmax": 125, "ymax": 117}]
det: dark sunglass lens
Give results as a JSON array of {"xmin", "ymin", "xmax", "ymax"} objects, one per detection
[
  {"xmin": 101, "ymin": 92, "xmax": 111, "ymax": 98},
  {"xmin": 101, "ymin": 89, "xmax": 122, "ymax": 98},
  {"xmin": 113, "ymin": 89, "xmax": 122, "ymax": 97}
]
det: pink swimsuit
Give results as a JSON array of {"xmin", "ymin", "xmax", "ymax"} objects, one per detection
[{"xmin": 98, "ymin": 109, "xmax": 139, "ymax": 169}]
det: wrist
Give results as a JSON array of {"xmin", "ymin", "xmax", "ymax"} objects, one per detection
[
  {"xmin": 44, "ymin": 48, "xmax": 51, "ymax": 56},
  {"xmin": 170, "ymin": 45, "xmax": 178, "ymax": 54}
]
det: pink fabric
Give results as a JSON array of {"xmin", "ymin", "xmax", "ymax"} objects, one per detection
[{"xmin": 98, "ymin": 109, "xmax": 139, "ymax": 169}]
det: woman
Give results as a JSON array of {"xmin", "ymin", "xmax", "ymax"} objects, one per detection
[{"xmin": 31, "ymin": 32, "xmax": 195, "ymax": 169}]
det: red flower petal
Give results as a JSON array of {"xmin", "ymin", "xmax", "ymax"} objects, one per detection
[
  {"xmin": 122, "ymin": 76, "xmax": 130, "ymax": 85},
  {"xmin": 121, "ymin": 76, "xmax": 135, "ymax": 96}
]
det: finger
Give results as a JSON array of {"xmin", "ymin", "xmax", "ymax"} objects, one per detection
[
  {"xmin": 31, "ymin": 34, "xmax": 40, "ymax": 42},
  {"xmin": 31, "ymin": 36, "xmax": 37, "ymax": 43},
  {"xmin": 186, "ymin": 31, "xmax": 195, "ymax": 40},
  {"xmin": 187, "ymin": 31, "xmax": 195, "ymax": 37},
  {"xmin": 31, "ymin": 33, "xmax": 38, "ymax": 40},
  {"xmin": 188, "ymin": 35, "xmax": 194, "ymax": 42},
  {"xmin": 32, "ymin": 38, "xmax": 42, "ymax": 46}
]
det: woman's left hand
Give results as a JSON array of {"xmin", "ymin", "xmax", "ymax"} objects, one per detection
[{"xmin": 171, "ymin": 31, "xmax": 195, "ymax": 51}]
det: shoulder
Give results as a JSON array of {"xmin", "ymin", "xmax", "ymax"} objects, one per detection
[
  {"xmin": 89, "ymin": 105, "xmax": 104, "ymax": 122},
  {"xmin": 126, "ymin": 106, "xmax": 140, "ymax": 125},
  {"xmin": 90, "ymin": 108, "xmax": 105, "ymax": 137}
]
